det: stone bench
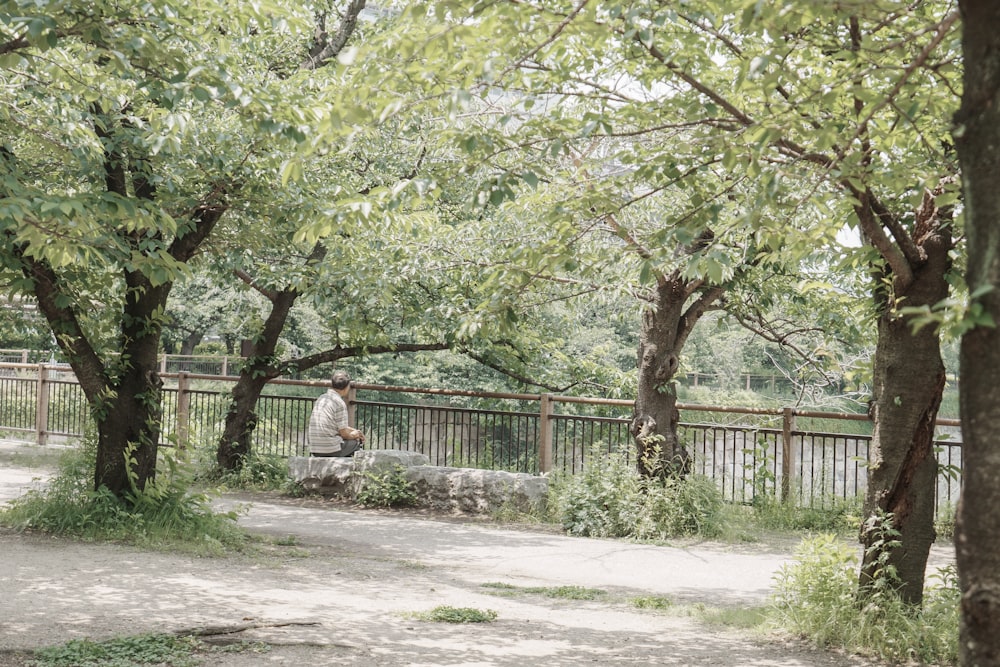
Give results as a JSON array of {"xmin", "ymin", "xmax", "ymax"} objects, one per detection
[{"xmin": 288, "ymin": 449, "xmax": 548, "ymax": 514}]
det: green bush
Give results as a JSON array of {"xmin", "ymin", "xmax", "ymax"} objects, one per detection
[
  {"xmin": 31, "ymin": 633, "xmax": 200, "ymax": 667},
  {"xmin": 771, "ymin": 533, "xmax": 959, "ymax": 665},
  {"xmin": 751, "ymin": 493, "xmax": 862, "ymax": 533},
  {"xmin": 549, "ymin": 445, "xmax": 726, "ymax": 539},
  {"xmin": 214, "ymin": 451, "xmax": 290, "ymax": 491},
  {"xmin": 355, "ymin": 465, "xmax": 417, "ymax": 508},
  {"xmin": 414, "ymin": 606, "xmax": 498, "ymax": 623},
  {"xmin": 0, "ymin": 435, "xmax": 248, "ymax": 555}
]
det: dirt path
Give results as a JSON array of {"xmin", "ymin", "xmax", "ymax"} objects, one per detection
[{"xmin": 0, "ymin": 450, "xmax": 888, "ymax": 666}]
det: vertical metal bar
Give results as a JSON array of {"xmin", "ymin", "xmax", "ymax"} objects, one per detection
[
  {"xmin": 35, "ymin": 364, "xmax": 49, "ymax": 446},
  {"xmin": 539, "ymin": 394, "xmax": 553, "ymax": 474},
  {"xmin": 176, "ymin": 372, "xmax": 190, "ymax": 449},
  {"xmin": 781, "ymin": 407, "xmax": 796, "ymax": 504}
]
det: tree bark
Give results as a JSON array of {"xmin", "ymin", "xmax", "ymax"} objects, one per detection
[
  {"xmin": 631, "ymin": 274, "xmax": 722, "ymax": 477},
  {"xmin": 216, "ymin": 289, "xmax": 298, "ymax": 470},
  {"xmin": 953, "ymin": 2, "xmax": 1000, "ymax": 663},
  {"xmin": 858, "ymin": 231, "xmax": 950, "ymax": 605}
]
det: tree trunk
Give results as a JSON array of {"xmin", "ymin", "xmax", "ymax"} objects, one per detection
[
  {"xmin": 180, "ymin": 331, "xmax": 203, "ymax": 355},
  {"xmin": 632, "ymin": 278, "xmax": 687, "ymax": 476},
  {"xmin": 953, "ymin": 2, "xmax": 1000, "ymax": 662},
  {"xmin": 631, "ymin": 276, "xmax": 723, "ymax": 477},
  {"xmin": 216, "ymin": 289, "xmax": 300, "ymax": 471},
  {"xmin": 93, "ymin": 364, "xmax": 164, "ymax": 495},
  {"xmin": 91, "ymin": 274, "xmax": 173, "ymax": 496},
  {"xmin": 215, "ymin": 373, "xmax": 267, "ymax": 470},
  {"xmin": 858, "ymin": 230, "xmax": 950, "ymax": 606}
]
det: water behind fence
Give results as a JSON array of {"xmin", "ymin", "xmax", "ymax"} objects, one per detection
[{"xmin": 0, "ymin": 362, "xmax": 962, "ymax": 513}]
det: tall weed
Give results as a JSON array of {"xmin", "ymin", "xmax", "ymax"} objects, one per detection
[
  {"xmin": 549, "ymin": 445, "xmax": 726, "ymax": 539},
  {"xmin": 771, "ymin": 532, "xmax": 958, "ymax": 665},
  {"xmin": 213, "ymin": 450, "xmax": 290, "ymax": 491},
  {"xmin": 0, "ymin": 435, "xmax": 248, "ymax": 555}
]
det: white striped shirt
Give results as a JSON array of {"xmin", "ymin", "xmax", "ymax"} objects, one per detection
[{"xmin": 307, "ymin": 390, "xmax": 348, "ymax": 455}]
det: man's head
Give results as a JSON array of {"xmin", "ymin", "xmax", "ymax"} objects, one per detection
[{"xmin": 330, "ymin": 370, "xmax": 352, "ymax": 391}]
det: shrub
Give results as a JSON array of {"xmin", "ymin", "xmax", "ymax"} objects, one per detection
[
  {"xmin": 214, "ymin": 451, "xmax": 290, "ymax": 491},
  {"xmin": 414, "ymin": 606, "xmax": 498, "ymax": 623},
  {"xmin": 771, "ymin": 532, "xmax": 958, "ymax": 665},
  {"xmin": 355, "ymin": 465, "xmax": 417, "ymax": 508},
  {"xmin": 0, "ymin": 435, "xmax": 248, "ymax": 555},
  {"xmin": 550, "ymin": 445, "xmax": 726, "ymax": 539}
]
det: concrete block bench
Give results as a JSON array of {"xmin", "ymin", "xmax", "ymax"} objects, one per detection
[{"xmin": 288, "ymin": 449, "xmax": 548, "ymax": 514}]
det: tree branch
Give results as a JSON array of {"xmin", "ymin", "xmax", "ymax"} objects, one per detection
[
  {"xmin": 464, "ymin": 350, "xmax": 578, "ymax": 393},
  {"xmin": 275, "ymin": 342, "xmax": 452, "ymax": 379},
  {"xmin": 501, "ymin": 0, "xmax": 589, "ymax": 79},
  {"xmin": 850, "ymin": 184, "xmax": 915, "ymax": 289},
  {"xmin": 302, "ymin": 0, "xmax": 367, "ymax": 70},
  {"xmin": 169, "ymin": 192, "xmax": 229, "ymax": 263},
  {"xmin": 0, "ymin": 34, "xmax": 29, "ymax": 56},
  {"xmin": 674, "ymin": 285, "xmax": 725, "ymax": 353},
  {"xmin": 14, "ymin": 248, "xmax": 108, "ymax": 402},
  {"xmin": 233, "ymin": 268, "xmax": 277, "ymax": 301}
]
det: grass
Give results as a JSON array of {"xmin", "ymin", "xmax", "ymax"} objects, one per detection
[
  {"xmin": 410, "ymin": 606, "xmax": 498, "ymax": 623},
  {"xmin": 0, "ymin": 437, "xmax": 254, "ymax": 557},
  {"xmin": 771, "ymin": 533, "xmax": 959, "ymax": 665},
  {"xmin": 630, "ymin": 595, "xmax": 674, "ymax": 610},
  {"xmin": 28, "ymin": 632, "xmax": 270, "ymax": 667},
  {"xmin": 481, "ymin": 582, "xmax": 607, "ymax": 600}
]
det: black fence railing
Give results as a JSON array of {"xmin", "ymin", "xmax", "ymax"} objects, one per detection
[{"xmin": 0, "ymin": 363, "xmax": 963, "ymax": 514}]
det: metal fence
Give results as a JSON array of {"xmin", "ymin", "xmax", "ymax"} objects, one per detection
[{"xmin": 0, "ymin": 363, "xmax": 963, "ymax": 512}]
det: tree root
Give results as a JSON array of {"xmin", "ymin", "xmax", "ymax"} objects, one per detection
[{"xmin": 174, "ymin": 620, "xmax": 321, "ymax": 642}]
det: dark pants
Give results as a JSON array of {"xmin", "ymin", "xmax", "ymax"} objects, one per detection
[{"xmin": 310, "ymin": 440, "xmax": 362, "ymax": 457}]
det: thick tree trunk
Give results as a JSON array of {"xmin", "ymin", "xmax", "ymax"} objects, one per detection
[
  {"xmin": 953, "ymin": 2, "xmax": 1000, "ymax": 663},
  {"xmin": 93, "ymin": 364, "xmax": 164, "ymax": 495},
  {"xmin": 216, "ymin": 374, "xmax": 268, "ymax": 470},
  {"xmin": 857, "ymin": 208, "xmax": 951, "ymax": 605},
  {"xmin": 179, "ymin": 331, "xmax": 203, "ymax": 356},
  {"xmin": 632, "ymin": 278, "xmax": 687, "ymax": 476},
  {"xmin": 92, "ymin": 276, "xmax": 172, "ymax": 496},
  {"xmin": 859, "ymin": 280, "xmax": 946, "ymax": 605},
  {"xmin": 631, "ymin": 276, "xmax": 722, "ymax": 477}
]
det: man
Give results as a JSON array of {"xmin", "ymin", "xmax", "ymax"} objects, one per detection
[{"xmin": 307, "ymin": 370, "xmax": 365, "ymax": 457}]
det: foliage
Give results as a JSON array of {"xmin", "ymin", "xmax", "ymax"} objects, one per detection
[
  {"xmin": 29, "ymin": 632, "xmax": 270, "ymax": 667},
  {"xmin": 0, "ymin": 436, "xmax": 248, "ymax": 555},
  {"xmin": 213, "ymin": 451, "xmax": 290, "ymax": 491},
  {"xmin": 481, "ymin": 582, "xmax": 606, "ymax": 600},
  {"xmin": 412, "ymin": 606, "xmax": 498, "ymax": 624},
  {"xmin": 630, "ymin": 596, "xmax": 674, "ymax": 611},
  {"xmin": 771, "ymin": 534, "xmax": 959, "ymax": 665},
  {"xmin": 749, "ymin": 496, "xmax": 863, "ymax": 534},
  {"xmin": 743, "ymin": 438, "xmax": 863, "ymax": 533},
  {"xmin": 354, "ymin": 465, "xmax": 418, "ymax": 508},
  {"xmin": 30, "ymin": 633, "xmax": 201, "ymax": 667},
  {"xmin": 549, "ymin": 445, "xmax": 726, "ymax": 539}
]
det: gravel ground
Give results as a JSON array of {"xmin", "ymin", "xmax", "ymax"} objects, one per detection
[{"xmin": 0, "ymin": 443, "xmax": 917, "ymax": 666}]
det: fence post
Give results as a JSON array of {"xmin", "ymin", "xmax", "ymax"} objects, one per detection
[
  {"xmin": 781, "ymin": 407, "xmax": 797, "ymax": 503},
  {"xmin": 538, "ymin": 393, "xmax": 554, "ymax": 474},
  {"xmin": 347, "ymin": 384, "xmax": 357, "ymax": 427},
  {"xmin": 221, "ymin": 355, "xmax": 229, "ymax": 377},
  {"xmin": 35, "ymin": 364, "xmax": 50, "ymax": 446},
  {"xmin": 176, "ymin": 372, "xmax": 191, "ymax": 449}
]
